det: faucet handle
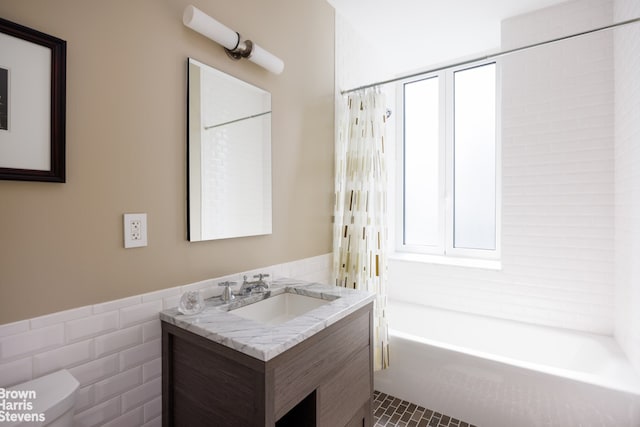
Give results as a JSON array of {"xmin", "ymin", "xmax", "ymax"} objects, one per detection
[
  {"xmin": 218, "ymin": 281, "xmax": 237, "ymax": 287},
  {"xmin": 218, "ymin": 281, "xmax": 237, "ymax": 302},
  {"xmin": 252, "ymin": 273, "xmax": 270, "ymax": 290}
]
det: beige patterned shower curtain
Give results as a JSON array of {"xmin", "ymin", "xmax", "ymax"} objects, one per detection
[{"xmin": 333, "ymin": 87, "xmax": 389, "ymax": 371}]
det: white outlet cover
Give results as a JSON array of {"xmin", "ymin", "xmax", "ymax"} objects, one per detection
[{"xmin": 124, "ymin": 213, "xmax": 147, "ymax": 248}]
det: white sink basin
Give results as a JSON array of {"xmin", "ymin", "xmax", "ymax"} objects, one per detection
[{"xmin": 231, "ymin": 292, "xmax": 331, "ymax": 325}]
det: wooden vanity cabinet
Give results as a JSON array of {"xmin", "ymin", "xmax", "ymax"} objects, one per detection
[{"xmin": 162, "ymin": 302, "xmax": 373, "ymax": 427}]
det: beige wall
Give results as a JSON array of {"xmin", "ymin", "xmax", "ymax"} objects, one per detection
[{"xmin": 0, "ymin": 0, "xmax": 335, "ymax": 324}]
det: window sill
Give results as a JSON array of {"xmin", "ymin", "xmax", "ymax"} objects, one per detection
[{"xmin": 389, "ymin": 252, "xmax": 502, "ymax": 271}]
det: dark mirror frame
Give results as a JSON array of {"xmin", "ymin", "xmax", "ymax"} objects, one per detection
[{"xmin": 0, "ymin": 17, "xmax": 66, "ymax": 183}]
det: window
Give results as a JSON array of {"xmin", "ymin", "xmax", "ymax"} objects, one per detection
[{"xmin": 398, "ymin": 61, "xmax": 500, "ymax": 260}]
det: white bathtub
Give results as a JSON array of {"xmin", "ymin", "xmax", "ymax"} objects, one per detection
[{"xmin": 374, "ymin": 301, "xmax": 640, "ymax": 427}]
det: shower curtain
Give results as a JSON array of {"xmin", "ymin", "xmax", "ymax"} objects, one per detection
[{"xmin": 333, "ymin": 87, "xmax": 389, "ymax": 371}]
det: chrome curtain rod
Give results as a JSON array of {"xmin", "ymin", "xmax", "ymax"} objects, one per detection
[{"xmin": 341, "ymin": 17, "xmax": 640, "ymax": 95}]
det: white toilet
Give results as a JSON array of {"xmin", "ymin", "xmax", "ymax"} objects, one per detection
[{"xmin": 5, "ymin": 369, "xmax": 79, "ymax": 427}]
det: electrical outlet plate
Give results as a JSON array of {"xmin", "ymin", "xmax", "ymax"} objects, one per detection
[{"xmin": 124, "ymin": 213, "xmax": 147, "ymax": 248}]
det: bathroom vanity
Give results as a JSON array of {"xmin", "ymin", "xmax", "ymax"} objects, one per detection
[{"xmin": 160, "ymin": 279, "xmax": 375, "ymax": 427}]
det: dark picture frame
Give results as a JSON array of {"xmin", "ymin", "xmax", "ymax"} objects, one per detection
[
  {"xmin": 0, "ymin": 17, "xmax": 66, "ymax": 182},
  {"xmin": 0, "ymin": 67, "xmax": 7, "ymax": 131}
]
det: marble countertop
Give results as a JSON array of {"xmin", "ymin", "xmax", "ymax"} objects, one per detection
[{"xmin": 159, "ymin": 278, "xmax": 376, "ymax": 361}]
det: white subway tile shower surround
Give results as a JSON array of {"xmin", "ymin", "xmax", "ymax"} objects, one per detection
[
  {"xmin": 614, "ymin": 0, "xmax": 640, "ymax": 374},
  {"xmin": 389, "ymin": 0, "xmax": 617, "ymax": 335},
  {"xmin": 0, "ymin": 254, "xmax": 332, "ymax": 426}
]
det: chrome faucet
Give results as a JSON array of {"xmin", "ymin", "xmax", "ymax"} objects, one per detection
[
  {"xmin": 218, "ymin": 281, "xmax": 237, "ymax": 302},
  {"xmin": 239, "ymin": 273, "xmax": 270, "ymax": 295}
]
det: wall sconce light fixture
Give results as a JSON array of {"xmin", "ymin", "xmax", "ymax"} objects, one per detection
[{"xmin": 183, "ymin": 5, "xmax": 285, "ymax": 75}]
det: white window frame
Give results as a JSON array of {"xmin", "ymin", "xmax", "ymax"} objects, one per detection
[{"xmin": 395, "ymin": 59, "xmax": 502, "ymax": 263}]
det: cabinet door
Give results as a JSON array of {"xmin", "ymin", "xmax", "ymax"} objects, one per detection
[
  {"xmin": 317, "ymin": 346, "xmax": 372, "ymax": 427},
  {"xmin": 163, "ymin": 324, "xmax": 268, "ymax": 427},
  {"xmin": 272, "ymin": 310, "xmax": 370, "ymax": 419}
]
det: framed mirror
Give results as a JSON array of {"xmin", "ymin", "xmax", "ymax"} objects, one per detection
[{"xmin": 187, "ymin": 58, "xmax": 272, "ymax": 241}]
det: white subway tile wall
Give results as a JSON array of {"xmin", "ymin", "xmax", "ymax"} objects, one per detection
[
  {"xmin": 389, "ymin": 0, "xmax": 617, "ymax": 334},
  {"xmin": 66, "ymin": 312, "xmax": 119, "ymax": 343},
  {"xmin": 94, "ymin": 327, "xmax": 143, "ymax": 359},
  {"xmin": 614, "ymin": 0, "xmax": 640, "ymax": 373},
  {"xmin": 0, "ymin": 325, "xmax": 65, "ymax": 360},
  {"xmin": 33, "ymin": 340, "xmax": 93, "ymax": 377},
  {"xmin": 500, "ymin": 0, "xmax": 613, "ymax": 51},
  {"xmin": 0, "ymin": 254, "xmax": 332, "ymax": 426}
]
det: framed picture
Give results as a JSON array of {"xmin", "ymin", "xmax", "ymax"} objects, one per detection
[{"xmin": 0, "ymin": 17, "xmax": 66, "ymax": 182}]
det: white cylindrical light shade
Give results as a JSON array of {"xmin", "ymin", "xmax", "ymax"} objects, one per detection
[
  {"xmin": 249, "ymin": 43, "xmax": 285, "ymax": 75},
  {"xmin": 183, "ymin": 5, "xmax": 238, "ymax": 50}
]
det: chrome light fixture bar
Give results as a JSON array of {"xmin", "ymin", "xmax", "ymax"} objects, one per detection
[{"xmin": 183, "ymin": 5, "xmax": 285, "ymax": 75}]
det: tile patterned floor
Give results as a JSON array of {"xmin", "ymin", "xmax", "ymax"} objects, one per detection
[{"xmin": 373, "ymin": 391, "xmax": 477, "ymax": 427}]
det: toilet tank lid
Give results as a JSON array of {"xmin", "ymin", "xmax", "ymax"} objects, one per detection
[{"xmin": 6, "ymin": 369, "xmax": 79, "ymax": 427}]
